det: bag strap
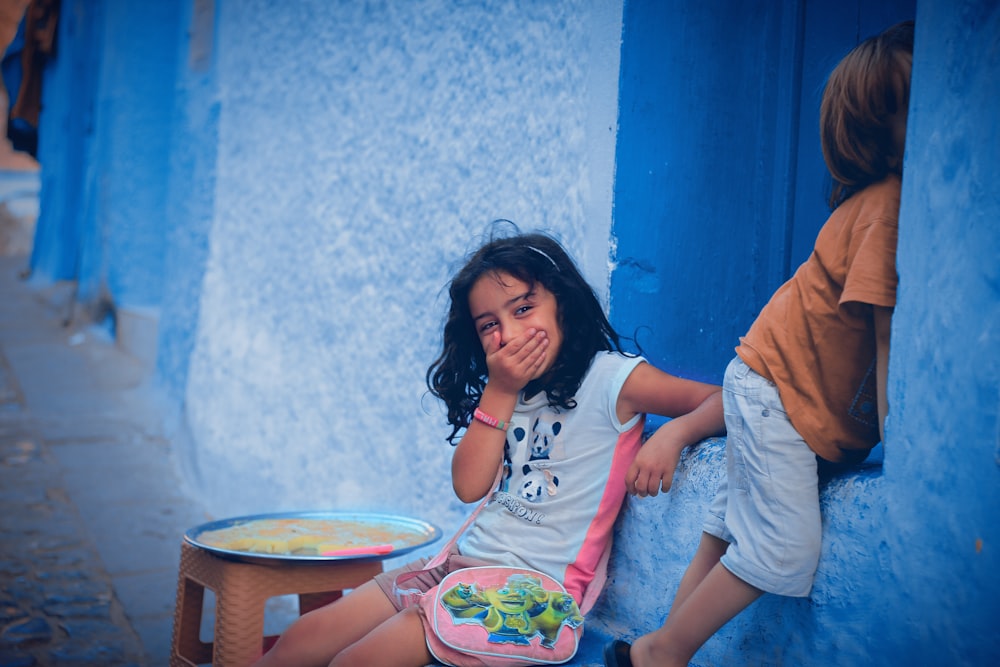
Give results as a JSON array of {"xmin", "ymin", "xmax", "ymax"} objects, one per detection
[
  {"xmin": 424, "ymin": 474, "xmax": 495, "ymax": 569},
  {"xmin": 393, "ymin": 468, "xmax": 499, "ymax": 605}
]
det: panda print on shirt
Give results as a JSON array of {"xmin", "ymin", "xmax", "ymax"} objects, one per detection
[
  {"xmin": 520, "ymin": 464, "xmax": 559, "ymax": 503},
  {"xmin": 500, "ymin": 416, "xmax": 563, "ymax": 505}
]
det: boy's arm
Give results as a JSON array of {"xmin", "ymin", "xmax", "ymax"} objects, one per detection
[{"xmin": 874, "ymin": 305, "xmax": 893, "ymax": 443}]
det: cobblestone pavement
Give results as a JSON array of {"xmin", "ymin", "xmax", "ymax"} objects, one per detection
[
  {"xmin": 0, "ymin": 350, "xmax": 146, "ymax": 666},
  {"xmin": 0, "ymin": 254, "xmax": 212, "ymax": 666}
]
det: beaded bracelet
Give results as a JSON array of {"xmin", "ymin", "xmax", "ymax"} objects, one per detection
[{"xmin": 473, "ymin": 407, "xmax": 509, "ymax": 432}]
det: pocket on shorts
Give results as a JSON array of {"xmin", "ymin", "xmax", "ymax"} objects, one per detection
[
  {"xmin": 724, "ymin": 360, "xmax": 772, "ymax": 495},
  {"xmin": 727, "ymin": 356, "xmax": 752, "ymax": 386},
  {"xmin": 729, "ymin": 429, "xmax": 751, "ymax": 493}
]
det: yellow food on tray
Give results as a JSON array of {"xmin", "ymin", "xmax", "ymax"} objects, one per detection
[{"xmin": 195, "ymin": 517, "xmax": 406, "ymax": 557}]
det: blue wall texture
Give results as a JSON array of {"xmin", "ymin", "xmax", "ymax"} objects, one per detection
[
  {"xmin": 30, "ymin": 0, "xmax": 102, "ymax": 283},
  {"xmin": 882, "ymin": 1, "xmax": 999, "ymax": 660},
  {"xmin": 33, "ymin": 0, "xmax": 179, "ymax": 314},
  {"xmin": 600, "ymin": 2, "xmax": 999, "ymax": 664},
  {"xmin": 28, "ymin": 0, "xmax": 999, "ymax": 664},
  {"xmin": 611, "ymin": 0, "xmax": 916, "ymax": 385}
]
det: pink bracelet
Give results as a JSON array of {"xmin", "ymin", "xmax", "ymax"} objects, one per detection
[{"xmin": 473, "ymin": 407, "xmax": 509, "ymax": 431}]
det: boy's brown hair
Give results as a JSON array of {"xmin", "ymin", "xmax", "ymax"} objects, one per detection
[{"xmin": 820, "ymin": 20, "xmax": 915, "ymax": 208}]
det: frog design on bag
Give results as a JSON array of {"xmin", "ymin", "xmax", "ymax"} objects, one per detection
[{"xmin": 439, "ymin": 572, "xmax": 582, "ymax": 648}]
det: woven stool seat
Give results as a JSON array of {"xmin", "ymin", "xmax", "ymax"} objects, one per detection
[{"xmin": 170, "ymin": 541, "xmax": 383, "ymax": 667}]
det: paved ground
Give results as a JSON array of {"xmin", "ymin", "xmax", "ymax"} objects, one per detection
[{"xmin": 0, "ymin": 250, "xmax": 212, "ymax": 666}]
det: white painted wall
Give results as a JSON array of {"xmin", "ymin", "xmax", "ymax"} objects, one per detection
[{"xmin": 178, "ymin": 1, "xmax": 624, "ymax": 545}]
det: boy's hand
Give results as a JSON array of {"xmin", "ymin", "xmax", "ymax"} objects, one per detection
[
  {"xmin": 482, "ymin": 328, "xmax": 548, "ymax": 395},
  {"xmin": 625, "ymin": 425, "xmax": 684, "ymax": 497}
]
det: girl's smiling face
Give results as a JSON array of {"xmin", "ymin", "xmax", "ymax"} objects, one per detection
[{"xmin": 468, "ymin": 271, "xmax": 563, "ymax": 380}]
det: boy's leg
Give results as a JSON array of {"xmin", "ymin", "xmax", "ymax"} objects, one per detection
[
  {"xmin": 664, "ymin": 532, "xmax": 728, "ymax": 617},
  {"xmin": 330, "ymin": 605, "xmax": 432, "ymax": 667},
  {"xmin": 631, "ymin": 562, "xmax": 761, "ymax": 667},
  {"xmin": 622, "ymin": 358, "xmax": 774, "ymax": 667},
  {"xmin": 252, "ymin": 579, "xmax": 398, "ymax": 667}
]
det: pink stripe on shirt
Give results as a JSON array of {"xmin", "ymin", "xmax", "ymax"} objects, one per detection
[{"xmin": 562, "ymin": 419, "xmax": 645, "ymax": 607}]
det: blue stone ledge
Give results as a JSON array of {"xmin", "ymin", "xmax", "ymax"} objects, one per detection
[{"xmin": 582, "ymin": 437, "xmax": 886, "ymax": 667}]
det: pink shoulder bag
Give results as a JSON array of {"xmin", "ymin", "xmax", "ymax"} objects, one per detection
[{"xmin": 393, "ymin": 475, "xmax": 609, "ymax": 667}]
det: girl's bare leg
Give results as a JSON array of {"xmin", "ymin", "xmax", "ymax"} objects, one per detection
[
  {"xmin": 330, "ymin": 605, "xmax": 432, "ymax": 667},
  {"xmin": 631, "ymin": 556, "xmax": 762, "ymax": 667},
  {"xmin": 252, "ymin": 579, "xmax": 398, "ymax": 667}
]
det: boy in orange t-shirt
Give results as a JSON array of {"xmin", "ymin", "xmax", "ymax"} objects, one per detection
[{"xmin": 606, "ymin": 20, "xmax": 914, "ymax": 667}]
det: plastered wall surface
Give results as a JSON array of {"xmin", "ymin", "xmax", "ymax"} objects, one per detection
[{"xmin": 178, "ymin": 1, "xmax": 625, "ymax": 534}]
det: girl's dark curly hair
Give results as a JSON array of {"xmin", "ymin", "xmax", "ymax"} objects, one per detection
[
  {"xmin": 427, "ymin": 229, "xmax": 628, "ymax": 444},
  {"xmin": 821, "ymin": 19, "xmax": 914, "ymax": 209}
]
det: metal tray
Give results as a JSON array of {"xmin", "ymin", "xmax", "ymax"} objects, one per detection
[{"xmin": 184, "ymin": 511, "xmax": 441, "ymax": 564}]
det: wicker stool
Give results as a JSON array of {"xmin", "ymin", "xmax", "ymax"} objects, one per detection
[{"xmin": 170, "ymin": 541, "xmax": 383, "ymax": 667}]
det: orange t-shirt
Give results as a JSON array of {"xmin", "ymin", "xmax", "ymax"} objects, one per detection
[{"xmin": 737, "ymin": 175, "xmax": 900, "ymax": 462}]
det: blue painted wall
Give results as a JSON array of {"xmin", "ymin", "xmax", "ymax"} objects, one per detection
[
  {"xmin": 83, "ymin": 0, "xmax": 178, "ymax": 312},
  {"xmin": 611, "ymin": 0, "xmax": 915, "ymax": 385},
  {"xmin": 598, "ymin": 1, "xmax": 999, "ymax": 664},
  {"xmin": 28, "ymin": 0, "xmax": 999, "ymax": 664},
  {"xmin": 34, "ymin": 0, "xmax": 179, "ymax": 312},
  {"xmin": 157, "ymin": 0, "xmax": 218, "ymax": 407},
  {"xmin": 611, "ymin": 0, "xmax": 802, "ymax": 383},
  {"xmin": 30, "ymin": 0, "xmax": 103, "ymax": 283},
  {"xmin": 882, "ymin": 0, "xmax": 1000, "ymax": 660}
]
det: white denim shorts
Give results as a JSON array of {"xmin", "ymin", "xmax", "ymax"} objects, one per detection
[{"xmin": 703, "ymin": 357, "xmax": 821, "ymax": 597}]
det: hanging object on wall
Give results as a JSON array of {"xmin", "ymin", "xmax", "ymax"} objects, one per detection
[{"xmin": 7, "ymin": 0, "xmax": 59, "ymax": 157}]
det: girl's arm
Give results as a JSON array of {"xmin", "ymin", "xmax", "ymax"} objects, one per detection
[
  {"xmin": 874, "ymin": 305, "xmax": 893, "ymax": 443},
  {"xmin": 616, "ymin": 362, "xmax": 725, "ymax": 497},
  {"xmin": 451, "ymin": 328, "xmax": 549, "ymax": 503}
]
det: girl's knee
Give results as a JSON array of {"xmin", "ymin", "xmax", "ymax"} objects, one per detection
[
  {"xmin": 256, "ymin": 614, "xmax": 325, "ymax": 665},
  {"xmin": 330, "ymin": 607, "xmax": 430, "ymax": 667},
  {"xmin": 329, "ymin": 642, "xmax": 364, "ymax": 667}
]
